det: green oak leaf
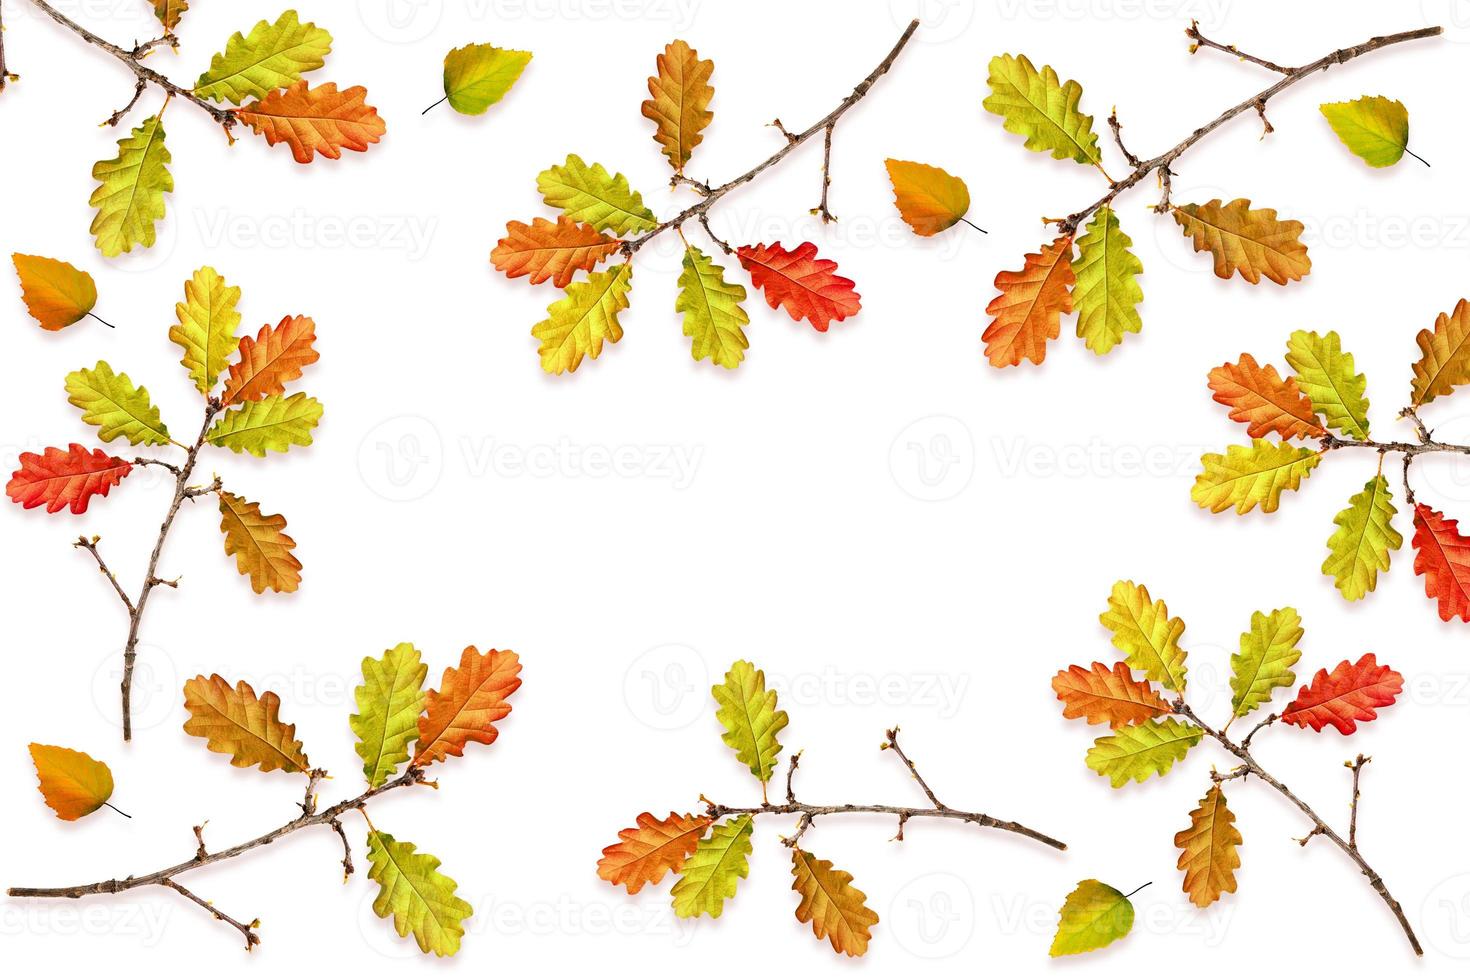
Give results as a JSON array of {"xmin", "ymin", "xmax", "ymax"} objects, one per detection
[
  {"xmin": 207, "ymin": 392, "xmax": 323, "ymax": 456},
  {"xmin": 65, "ymin": 361, "xmax": 171, "ymax": 446},
  {"xmin": 670, "ymin": 815, "xmax": 753, "ymax": 918},
  {"xmin": 366, "ymin": 831, "xmax": 472, "ymax": 957},
  {"xmin": 195, "ymin": 10, "xmax": 332, "ymax": 104},
  {"xmin": 351, "ymin": 643, "xmax": 428, "ymax": 788},
  {"xmin": 712, "ymin": 660, "xmax": 788, "ymax": 786}
]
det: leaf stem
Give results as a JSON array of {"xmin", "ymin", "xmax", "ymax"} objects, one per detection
[
  {"xmin": 85, "ymin": 310, "xmax": 117, "ymax": 329},
  {"xmin": 421, "ymin": 95, "xmax": 446, "ymax": 116},
  {"xmin": 102, "ymin": 801, "xmax": 132, "ymax": 818}
]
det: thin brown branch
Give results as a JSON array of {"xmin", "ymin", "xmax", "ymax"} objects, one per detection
[
  {"xmin": 9, "ymin": 767, "xmax": 428, "ymax": 948},
  {"xmin": 1186, "ymin": 20, "xmax": 1295, "ymax": 74},
  {"xmin": 623, "ymin": 19, "xmax": 919, "ymax": 256},
  {"xmin": 1056, "ymin": 24, "xmax": 1442, "ymax": 234},
  {"xmin": 73, "ymin": 536, "xmax": 135, "ymax": 616},
  {"xmin": 704, "ymin": 728, "xmax": 1067, "ymax": 852},
  {"xmin": 1107, "ymin": 108, "xmax": 1141, "ymax": 168},
  {"xmin": 811, "ymin": 121, "xmax": 836, "ymax": 222},
  {"xmin": 328, "ymin": 817, "xmax": 354, "ymax": 879},
  {"xmin": 24, "ymin": 0, "xmax": 235, "ymax": 133},
  {"xmin": 161, "ymin": 878, "xmax": 259, "ymax": 951},
  {"xmin": 0, "ymin": 0, "xmax": 14, "ymax": 91},
  {"xmin": 1348, "ymin": 754, "xmax": 1371, "ymax": 850},
  {"xmin": 1173, "ymin": 701, "xmax": 1421, "ymax": 955}
]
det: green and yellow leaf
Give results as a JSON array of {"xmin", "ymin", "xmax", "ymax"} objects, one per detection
[
  {"xmin": 1050, "ymin": 879, "xmax": 1134, "ymax": 956},
  {"xmin": 442, "ymin": 43, "xmax": 532, "ymax": 115},
  {"xmin": 790, "ymin": 849, "xmax": 879, "ymax": 958},
  {"xmin": 532, "ymin": 263, "xmax": 633, "ymax": 375},
  {"xmin": 1324, "ymin": 475, "xmax": 1402, "ymax": 601},
  {"xmin": 676, "ymin": 245, "xmax": 749, "ymax": 370},
  {"xmin": 89, "ymin": 114, "xmax": 171, "ymax": 257},
  {"xmin": 982, "ymin": 53, "xmax": 1101, "ymax": 166},
  {"xmin": 65, "ymin": 361, "xmax": 170, "ymax": 446},
  {"xmin": 1320, "ymin": 96, "xmax": 1411, "ymax": 168},
  {"xmin": 207, "ymin": 393, "xmax": 323, "ymax": 456},
  {"xmin": 1100, "ymin": 580, "xmax": 1187, "ymax": 692},
  {"xmin": 195, "ymin": 10, "xmax": 332, "ymax": 105},
  {"xmin": 537, "ymin": 154, "xmax": 657, "ymax": 236},
  {"xmin": 171, "ymin": 266, "xmax": 242, "ymax": 396},
  {"xmin": 1286, "ymin": 329, "xmax": 1371, "ymax": 438},
  {"xmin": 1071, "ymin": 206, "xmax": 1143, "ymax": 355},
  {"xmin": 1174, "ymin": 786, "xmax": 1241, "ymax": 907},
  {"xmin": 712, "ymin": 659, "xmax": 787, "ymax": 785},
  {"xmin": 1192, "ymin": 441, "xmax": 1321, "ymax": 515},
  {"xmin": 1229, "ymin": 607, "xmax": 1302, "ymax": 718},
  {"xmin": 366, "ymin": 831, "xmax": 473, "ymax": 957},
  {"xmin": 1086, "ymin": 718, "xmax": 1201, "ymax": 787},
  {"xmin": 670, "ymin": 815, "xmax": 752, "ymax": 918},
  {"xmin": 351, "ymin": 643, "xmax": 428, "ymax": 788}
]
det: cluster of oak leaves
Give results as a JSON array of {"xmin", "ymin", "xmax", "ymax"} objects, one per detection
[{"xmin": 30, "ymin": 644, "xmax": 521, "ymax": 956}]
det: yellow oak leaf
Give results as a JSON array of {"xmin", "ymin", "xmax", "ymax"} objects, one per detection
[{"xmin": 182, "ymin": 674, "xmax": 310, "ymax": 773}]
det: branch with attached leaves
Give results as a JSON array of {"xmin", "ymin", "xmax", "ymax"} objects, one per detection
[{"xmin": 599, "ymin": 660, "xmax": 1065, "ymax": 959}]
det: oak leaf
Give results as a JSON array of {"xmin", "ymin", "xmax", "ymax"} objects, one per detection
[
  {"xmin": 1229, "ymin": 607, "xmax": 1302, "ymax": 718},
  {"xmin": 537, "ymin": 154, "xmax": 657, "ymax": 236},
  {"xmin": 222, "ymin": 315, "xmax": 319, "ymax": 404},
  {"xmin": 532, "ymin": 264, "xmax": 633, "ymax": 374},
  {"xmin": 790, "ymin": 849, "xmax": 879, "ymax": 957},
  {"xmin": 1321, "ymin": 96, "xmax": 1411, "ymax": 168},
  {"xmin": 1100, "ymin": 580, "xmax": 1188, "ymax": 692},
  {"xmin": 66, "ymin": 361, "xmax": 171, "ymax": 446},
  {"xmin": 1071, "ymin": 207, "xmax": 1142, "ymax": 355},
  {"xmin": 1085, "ymin": 717, "xmax": 1201, "ymax": 787},
  {"xmin": 1323, "ymin": 476, "xmax": 1402, "ymax": 601},
  {"xmin": 598, "ymin": 812, "xmax": 712, "ymax": 895},
  {"xmin": 1051, "ymin": 662, "xmax": 1170, "ymax": 729},
  {"xmin": 1409, "ymin": 298, "xmax": 1470, "ymax": 407},
  {"xmin": 677, "ymin": 245, "xmax": 749, "ymax": 369},
  {"xmin": 238, "ymin": 82, "xmax": 385, "ymax": 164},
  {"xmin": 736, "ymin": 242, "xmax": 860, "ymax": 332},
  {"xmin": 1285, "ymin": 329, "xmax": 1370, "ymax": 439},
  {"xmin": 152, "ymin": 0, "xmax": 187, "ymax": 31},
  {"xmin": 172, "ymin": 266, "xmax": 242, "ymax": 396},
  {"xmin": 1208, "ymin": 353, "xmax": 1323, "ymax": 439},
  {"xmin": 412, "ymin": 646, "xmax": 522, "ymax": 767},
  {"xmin": 1281, "ymin": 653, "xmax": 1402, "ymax": 734},
  {"xmin": 983, "ymin": 54, "xmax": 1101, "ymax": 165},
  {"xmin": 1192, "ymin": 441, "xmax": 1321, "ymax": 514},
  {"xmin": 1174, "ymin": 199, "xmax": 1310, "ymax": 285},
  {"xmin": 28, "ymin": 743, "xmax": 114, "ymax": 821},
  {"xmin": 182, "ymin": 674, "xmax": 310, "ymax": 773},
  {"xmin": 442, "ymin": 43, "xmax": 531, "ymax": 115},
  {"xmin": 218, "ymin": 491, "xmax": 301, "ymax": 594},
  {"xmin": 207, "ymin": 392, "xmax": 323, "ymax": 456},
  {"xmin": 351, "ymin": 643, "xmax": 428, "ymax": 788},
  {"xmin": 712, "ymin": 659, "xmax": 787, "ymax": 785},
  {"xmin": 89, "ymin": 114, "xmax": 171, "ymax": 257},
  {"xmin": 195, "ymin": 10, "xmax": 332, "ymax": 105},
  {"xmin": 670, "ymin": 815, "xmax": 752, "ymax": 917},
  {"xmin": 12, "ymin": 254, "xmax": 97, "ymax": 330},
  {"xmin": 1050, "ymin": 879, "xmax": 1134, "ymax": 956},
  {"xmin": 366, "ymin": 830, "xmax": 473, "ymax": 956},
  {"xmin": 7, "ymin": 445, "xmax": 131, "ymax": 514},
  {"xmin": 492, "ymin": 216, "xmax": 622, "ymax": 288},
  {"xmin": 642, "ymin": 40, "xmax": 714, "ymax": 174},
  {"xmin": 1412, "ymin": 503, "xmax": 1470, "ymax": 623},
  {"xmin": 1174, "ymin": 785, "xmax": 1241, "ymax": 907},
  {"xmin": 982, "ymin": 235, "xmax": 1074, "ymax": 367},
  {"xmin": 885, "ymin": 159, "xmax": 971, "ymax": 236}
]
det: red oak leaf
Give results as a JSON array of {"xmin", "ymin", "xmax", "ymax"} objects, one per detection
[
  {"xmin": 7, "ymin": 444, "xmax": 132, "ymax": 514},
  {"xmin": 1281, "ymin": 653, "xmax": 1402, "ymax": 735},
  {"xmin": 736, "ymin": 242, "xmax": 860, "ymax": 332},
  {"xmin": 1412, "ymin": 503, "xmax": 1470, "ymax": 623}
]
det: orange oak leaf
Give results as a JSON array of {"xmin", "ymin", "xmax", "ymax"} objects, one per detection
[
  {"xmin": 29, "ymin": 743, "xmax": 115, "ymax": 821},
  {"xmin": 1281, "ymin": 653, "xmax": 1402, "ymax": 735},
  {"xmin": 1173, "ymin": 199, "xmax": 1310, "ymax": 285},
  {"xmin": 412, "ymin": 647, "xmax": 522, "ymax": 767},
  {"xmin": 1051, "ymin": 662, "xmax": 1171, "ymax": 729},
  {"xmin": 735, "ymin": 242, "xmax": 860, "ymax": 332},
  {"xmin": 1410, "ymin": 298, "xmax": 1470, "ymax": 407},
  {"xmin": 218, "ymin": 491, "xmax": 301, "ymax": 594},
  {"xmin": 7, "ymin": 444, "xmax": 131, "ymax": 514},
  {"xmin": 182, "ymin": 674, "xmax": 311, "ymax": 773},
  {"xmin": 642, "ymin": 39, "xmax": 714, "ymax": 174},
  {"xmin": 791, "ymin": 849, "xmax": 879, "ymax": 957},
  {"xmin": 237, "ymin": 82, "xmax": 386, "ymax": 164},
  {"xmin": 982, "ymin": 235, "xmax": 1074, "ymax": 368},
  {"xmin": 492, "ymin": 216, "xmax": 622, "ymax": 288},
  {"xmin": 222, "ymin": 315, "xmax": 319, "ymax": 404},
  {"xmin": 1412, "ymin": 503, "xmax": 1470, "ymax": 622},
  {"xmin": 1174, "ymin": 785, "xmax": 1241, "ymax": 908},
  {"xmin": 1208, "ymin": 353, "xmax": 1325, "ymax": 439},
  {"xmin": 597, "ymin": 812, "xmax": 713, "ymax": 894}
]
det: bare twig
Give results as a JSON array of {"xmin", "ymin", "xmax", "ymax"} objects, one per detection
[
  {"xmin": 623, "ymin": 19, "xmax": 920, "ymax": 256},
  {"xmin": 1107, "ymin": 108, "xmax": 1141, "ymax": 168},
  {"xmin": 1186, "ymin": 20, "xmax": 1294, "ymax": 74},
  {"xmin": 1348, "ymin": 754, "xmax": 1371, "ymax": 849},
  {"xmin": 1055, "ymin": 25, "xmax": 1442, "ymax": 234},
  {"xmin": 0, "ymin": 0, "xmax": 14, "ymax": 91},
  {"xmin": 161, "ymin": 878, "xmax": 259, "ymax": 951},
  {"xmin": 811, "ymin": 122, "xmax": 836, "ymax": 222},
  {"xmin": 1173, "ymin": 701, "xmax": 1421, "ymax": 955}
]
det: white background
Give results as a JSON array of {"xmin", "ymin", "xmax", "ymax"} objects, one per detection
[{"xmin": 2, "ymin": 0, "xmax": 1469, "ymax": 974}]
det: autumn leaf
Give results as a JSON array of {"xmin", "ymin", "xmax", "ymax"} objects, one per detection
[
  {"xmin": 351, "ymin": 643, "xmax": 428, "ymax": 788},
  {"xmin": 218, "ymin": 491, "xmax": 301, "ymax": 594},
  {"xmin": 1086, "ymin": 717, "xmax": 1202, "ymax": 787},
  {"xmin": 642, "ymin": 40, "xmax": 714, "ymax": 174},
  {"xmin": 492, "ymin": 216, "xmax": 622, "ymax": 288},
  {"xmin": 66, "ymin": 361, "xmax": 171, "ymax": 446},
  {"xmin": 537, "ymin": 154, "xmax": 657, "ymax": 236},
  {"xmin": 1324, "ymin": 476, "xmax": 1402, "ymax": 601},
  {"xmin": 222, "ymin": 315, "xmax": 319, "ymax": 404},
  {"xmin": 152, "ymin": 0, "xmax": 187, "ymax": 31},
  {"xmin": 736, "ymin": 242, "xmax": 860, "ymax": 333},
  {"xmin": 713, "ymin": 659, "xmax": 788, "ymax": 786},
  {"xmin": 982, "ymin": 235, "xmax": 1074, "ymax": 368},
  {"xmin": 1208, "ymin": 353, "xmax": 1324, "ymax": 439},
  {"xmin": 791, "ymin": 849, "xmax": 879, "ymax": 957},
  {"xmin": 172, "ymin": 266, "xmax": 242, "ymax": 397},
  {"xmin": 677, "ymin": 245, "xmax": 749, "ymax": 369},
  {"xmin": 1229, "ymin": 607, "xmax": 1302, "ymax": 719},
  {"xmin": 1050, "ymin": 880, "xmax": 1134, "ymax": 956},
  {"xmin": 238, "ymin": 82, "xmax": 386, "ymax": 164},
  {"xmin": 195, "ymin": 10, "xmax": 332, "ymax": 105},
  {"xmin": 1100, "ymin": 580, "xmax": 1188, "ymax": 692},
  {"xmin": 1321, "ymin": 96, "xmax": 1413, "ymax": 168},
  {"xmin": 1173, "ymin": 199, "xmax": 1310, "ymax": 285},
  {"xmin": 598, "ymin": 812, "xmax": 712, "ymax": 895},
  {"xmin": 12, "ymin": 254, "xmax": 97, "ymax": 330},
  {"xmin": 885, "ymin": 159, "xmax": 971, "ymax": 236},
  {"xmin": 182, "ymin": 674, "xmax": 311, "ymax": 773},
  {"xmin": 441, "ymin": 43, "xmax": 531, "ymax": 115},
  {"xmin": 1174, "ymin": 786, "xmax": 1241, "ymax": 907},
  {"xmin": 532, "ymin": 263, "xmax": 633, "ymax": 374},
  {"xmin": 207, "ymin": 392, "xmax": 323, "ymax": 456},
  {"xmin": 412, "ymin": 646, "xmax": 522, "ymax": 767},
  {"xmin": 1412, "ymin": 503, "xmax": 1470, "ymax": 623},
  {"xmin": 670, "ymin": 816, "xmax": 752, "ymax": 918},
  {"xmin": 366, "ymin": 830, "xmax": 473, "ymax": 957},
  {"xmin": 1051, "ymin": 662, "xmax": 1170, "ymax": 729},
  {"xmin": 1409, "ymin": 298, "xmax": 1470, "ymax": 407},
  {"xmin": 28, "ymin": 743, "xmax": 114, "ymax": 821},
  {"xmin": 7, "ymin": 445, "xmax": 131, "ymax": 514},
  {"xmin": 1285, "ymin": 329, "xmax": 1370, "ymax": 439},
  {"xmin": 1071, "ymin": 208, "xmax": 1143, "ymax": 355},
  {"xmin": 1281, "ymin": 653, "xmax": 1402, "ymax": 734},
  {"xmin": 983, "ymin": 54, "xmax": 1101, "ymax": 166},
  {"xmin": 89, "ymin": 114, "xmax": 171, "ymax": 257},
  {"xmin": 1192, "ymin": 441, "xmax": 1321, "ymax": 514}
]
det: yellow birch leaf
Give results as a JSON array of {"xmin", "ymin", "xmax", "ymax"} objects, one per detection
[
  {"xmin": 11, "ymin": 254, "xmax": 97, "ymax": 330},
  {"xmin": 885, "ymin": 159, "xmax": 971, "ymax": 236},
  {"xmin": 29, "ymin": 743, "xmax": 114, "ymax": 821}
]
